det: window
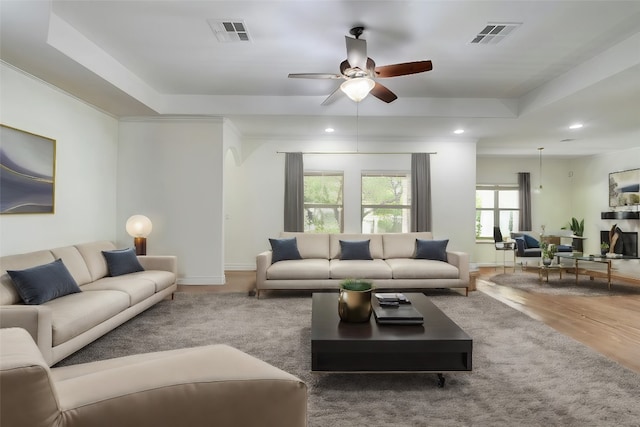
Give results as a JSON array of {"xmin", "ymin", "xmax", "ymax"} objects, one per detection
[
  {"xmin": 476, "ymin": 185, "xmax": 520, "ymax": 240},
  {"xmin": 361, "ymin": 172, "xmax": 411, "ymax": 233},
  {"xmin": 304, "ymin": 172, "xmax": 343, "ymax": 233}
]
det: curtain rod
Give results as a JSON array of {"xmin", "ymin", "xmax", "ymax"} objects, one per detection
[{"xmin": 276, "ymin": 151, "xmax": 437, "ymax": 155}]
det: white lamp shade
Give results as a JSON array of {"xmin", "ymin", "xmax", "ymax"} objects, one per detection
[
  {"xmin": 340, "ymin": 77, "xmax": 375, "ymax": 102},
  {"xmin": 126, "ymin": 215, "xmax": 153, "ymax": 238}
]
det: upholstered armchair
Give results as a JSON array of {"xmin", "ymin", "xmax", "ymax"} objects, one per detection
[{"xmin": 511, "ymin": 232, "xmax": 572, "ymax": 269}]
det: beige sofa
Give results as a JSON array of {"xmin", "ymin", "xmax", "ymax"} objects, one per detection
[
  {"xmin": 256, "ymin": 232, "xmax": 470, "ymax": 297},
  {"xmin": 1, "ymin": 327, "xmax": 308, "ymax": 427},
  {"xmin": 0, "ymin": 241, "xmax": 177, "ymax": 366}
]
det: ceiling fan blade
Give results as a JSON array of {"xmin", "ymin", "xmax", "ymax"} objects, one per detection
[
  {"xmin": 345, "ymin": 36, "xmax": 367, "ymax": 71},
  {"xmin": 339, "ymin": 60, "xmax": 350, "ymax": 76},
  {"xmin": 321, "ymin": 85, "xmax": 344, "ymax": 106},
  {"xmin": 370, "ymin": 82, "xmax": 398, "ymax": 103},
  {"xmin": 288, "ymin": 73, "xmax": 342, "ymax": 79},
  {"xmin": 374, "ymin": 60, "xmax": 433, "ymax": 78}
]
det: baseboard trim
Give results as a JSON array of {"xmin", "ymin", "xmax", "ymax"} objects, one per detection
[
  {"xmin": 224, "ymin": 263, "xmax": 256, "ymax": 271},
  {"xmin": 178, "ymin": 275, "xmax": 226, "ymax": 285}
]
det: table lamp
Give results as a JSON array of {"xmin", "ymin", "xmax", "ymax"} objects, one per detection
[{"xmin": 125, "ymin": 215, "xmax": 152, "ymax": 255}]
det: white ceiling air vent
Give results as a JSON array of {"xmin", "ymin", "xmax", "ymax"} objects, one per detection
[
  {"xmin": 208, "ymin": 20, "xmax": 251, "ymax": 43},
  {"xmin": 470, "ymin": 22, "xmax": 521, "ymax": 44}
]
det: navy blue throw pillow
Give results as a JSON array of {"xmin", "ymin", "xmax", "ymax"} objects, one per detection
[
  {"xmin": 102, "ymin": 248, "xmax": 144, "ymax": 276},
  {"xmin": 339, "ymin": 240, "xmax": 373, "ymax": 260},
  {"xmin": 269, "ymin": 238, "xmax": 302, "ymax": 264},
  {"xmin": 8, "ymin": 259, "xmax": 81, "ymax": 305},
  {"xmin": 523, "ymin": 234, "xmax": 540, "ymax": 248},
  {"xmin": 415, "ymin": 239, "xmax": 449, "ymax": 262}
]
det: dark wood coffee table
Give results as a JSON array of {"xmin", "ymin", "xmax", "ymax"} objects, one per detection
[{"xmin": 311, "ymin": 293, "xmax": 472, "ymax": 387}]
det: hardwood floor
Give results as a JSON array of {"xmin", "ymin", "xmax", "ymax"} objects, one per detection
[
  {"xmin": 177, "ymin": 271, "xmax": 256, "ymax": 294},
  {"xmin": 477, "ymin": 267, "xmax": 640, "ymax": 374},
  {"xmin": 178, "ymin": 269, "xmax": 640, "ymax": 374}
]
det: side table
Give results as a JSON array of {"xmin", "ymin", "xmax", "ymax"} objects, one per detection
[
  {"xmin": 538, "ymin": 264, "xmax": 564, "ymax": 282},
  {"xmin": 495, "ymin": 241, "xmax": 516, "ymax": 274}
]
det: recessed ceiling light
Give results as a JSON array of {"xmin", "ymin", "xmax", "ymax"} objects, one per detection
[
  {"xmin": 454, "ymin": 129, "xmax": 465, "ymax": 134},
  {"xmin": 569, "ymin": 123, "xmax": 583, "ymax": 130},
  {"xmin": 325, "ymin": 127, "xmax": 335, "ymax": 133}
]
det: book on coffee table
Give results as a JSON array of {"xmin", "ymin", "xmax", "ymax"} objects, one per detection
[
  {"xmin": 374, "ymin": 292, "xmax": 409, "ymax": 303},
  {"xmin": 373, "ymin": 303, "xmax": 424, "ymax": 325}
]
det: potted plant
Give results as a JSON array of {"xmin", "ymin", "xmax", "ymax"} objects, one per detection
[
  {"xmin": 540, "ymin": 242, "xmax": 556, "ymax": 266},
  {"xmin": 338, "ymin": 279, "xmax": 374, "ymax": 322},
  {"xmin": 562, "ymin": 217, "xmax": 584, "ymax": 252},
  {"xmin": 600, "ymin": 242, "xmax": 610, "ymax": 256}
]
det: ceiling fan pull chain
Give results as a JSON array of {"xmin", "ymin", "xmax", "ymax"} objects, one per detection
[{"xmin": 356, "ymin": 102, "xmax": 360, "ymax": 153}]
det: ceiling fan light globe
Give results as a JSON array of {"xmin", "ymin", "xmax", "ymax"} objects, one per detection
[{"xmin": 340, "ymin": 77, "xmax": 375, "ymax": 102}]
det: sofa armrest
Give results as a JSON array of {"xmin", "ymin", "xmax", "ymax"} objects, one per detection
[
  {"xmin": 446, "ymin": 251, "xmax": 469, "ymax": 284},
  {"xmin": 0, "ymin": 305, "xmax": 53, "ymax": 364},
  {"xmin": 256, "ymin": 251, "xmax": 272, "ymax": 291},
  {"xmin": 137, "ymin": 256, "xmax": 177, "ymax": 276},
  {"xmin": 513, "ymin": 238, "xmax": 526, "ymax": 257},
  {"xmin": 53, "ymin": 344, "xmax": 307, "ymax": 427}
]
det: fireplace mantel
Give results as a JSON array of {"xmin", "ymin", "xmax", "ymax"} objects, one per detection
[{"xmin": 601, "ymin": 211, "xmax": 640, "ymax": 220}]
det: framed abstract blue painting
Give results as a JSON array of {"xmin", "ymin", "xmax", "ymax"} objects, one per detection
[{"xmin": 0, "ymin": 125, "xmax": 56, "ymax": 214}]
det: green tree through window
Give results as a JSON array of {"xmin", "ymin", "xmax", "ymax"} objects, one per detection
[
  {"xmin": 362, "ymin": 173, "xmax": 411, "ymax": 233},
  {"xmin": 304, "ymin": 172, "xmax": 343, "ymax": 233}
]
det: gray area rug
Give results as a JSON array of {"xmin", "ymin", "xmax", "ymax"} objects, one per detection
[
  {"xmin": 56, "ymin": 291, "xmax": 640, "ymax": 427},
  {"xmin": 491, "ymin": 271, "xmax": 640, "ymax": 296}
]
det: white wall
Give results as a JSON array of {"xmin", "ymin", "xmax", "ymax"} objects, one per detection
[
  {"xmin": 475, "ymin": 148, "xmax": 640, "ymax": 270},
  {"xmin": 475, "ymin": 156, "xmax": 574, "ymax": 266},
  {"xmin": 224, "ymin": 137, "xmax": 477, "ymax": 269},
  {"xmin": 0, "ymin": 64, "xmax": 118, "ymax": 256},
  {"xmin": 117, "ymin": 117, "xmax": 225, "ymax": 284},
  {"xmin": 571, "ymin": 147, "xmax": 640, "ymax": 255}
]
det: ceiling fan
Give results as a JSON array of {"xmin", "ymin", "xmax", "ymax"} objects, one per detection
[{"xmin": 288, "ymin": 26, "xmax": 432, "ymax": 105}]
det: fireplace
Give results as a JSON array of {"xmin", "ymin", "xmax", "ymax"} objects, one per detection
[{"xmin": 600, "ymin": 230, "xmax": 638, "ymax": 257}]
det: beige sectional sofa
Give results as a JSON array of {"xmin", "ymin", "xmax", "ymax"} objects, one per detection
[
  {"xmin": 1, "ymin": 327, "xmax": 307, "ymax": 427},
  {"xmin": 0, "ymin": 241, "xmax": 177, "ymax": 366},
  {"xmin": 256, "ymin": 232, "xmax": 469, "ymax": 297}
]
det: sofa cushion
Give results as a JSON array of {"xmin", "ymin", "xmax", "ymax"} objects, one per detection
[
  {"xmin": 75, "ymin": 241, "xmax": 117, "ymax": 281},
  {"xmin": 267, "ymin": 259, "xmax": 330, "ymax": 280},
  {"xmin": 102, "ymin": 248, "xmax": 145, "ymax": 276},
  {"xmin": 8, "ymin": 259, "xmax": 82, "ymax": 305},
  {"xmin": 339, "ymin": 240, "xmax": 373, "ymax": 260},
  {"xmin": 50, "ymin": 246, "xmax": 93, "ymax": 286},
  {"xmin": 82, "ymin": 277, "xmax": 156, "ymax": 306},
  {"xmin": 330, "ymin": 234, "xmax": 383, "ymax": 259},
  {"xmin": 385, "ymin": 258, "xmax": 460, "ymax": 280},
  {"xmin": 382, "ymin": 232, "xmax": 433, "ymax": 259},
  {"xmin": 415, "ymin": 239, "xmax": 449, "ymax": 262},
  {"xmin": 46, "ymin": 290, "xmax": 130, "ymax": 346},
  {"xmin": 523, "ymin": 248, "xmax": 542, "ymax": 257},
  {"xmin": 280, "ymin": 232, "xmax": 330, "ymax": 259},
  {"xmin": 523, "ymin": 234, "xmax": 540, "ymax": 248},
  {"xmin": 131, "ymin": 270, "xmax": 176, "ymax": 292},
  {"xmin": 269, "ymin": 238, "xmax": 302, "ymax": 263},
  {"xmin": 329, "ymin": 259, "xmax": 392, "ymax": 279},
  {"xmin": 0, "ymin": 250, "xmax": 56, "ymax": 305}
]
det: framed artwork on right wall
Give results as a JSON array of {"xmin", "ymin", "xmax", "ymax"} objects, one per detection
[{"xmin": 609, "ymin": 168, "xmax": 640, "ymax": 208}]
